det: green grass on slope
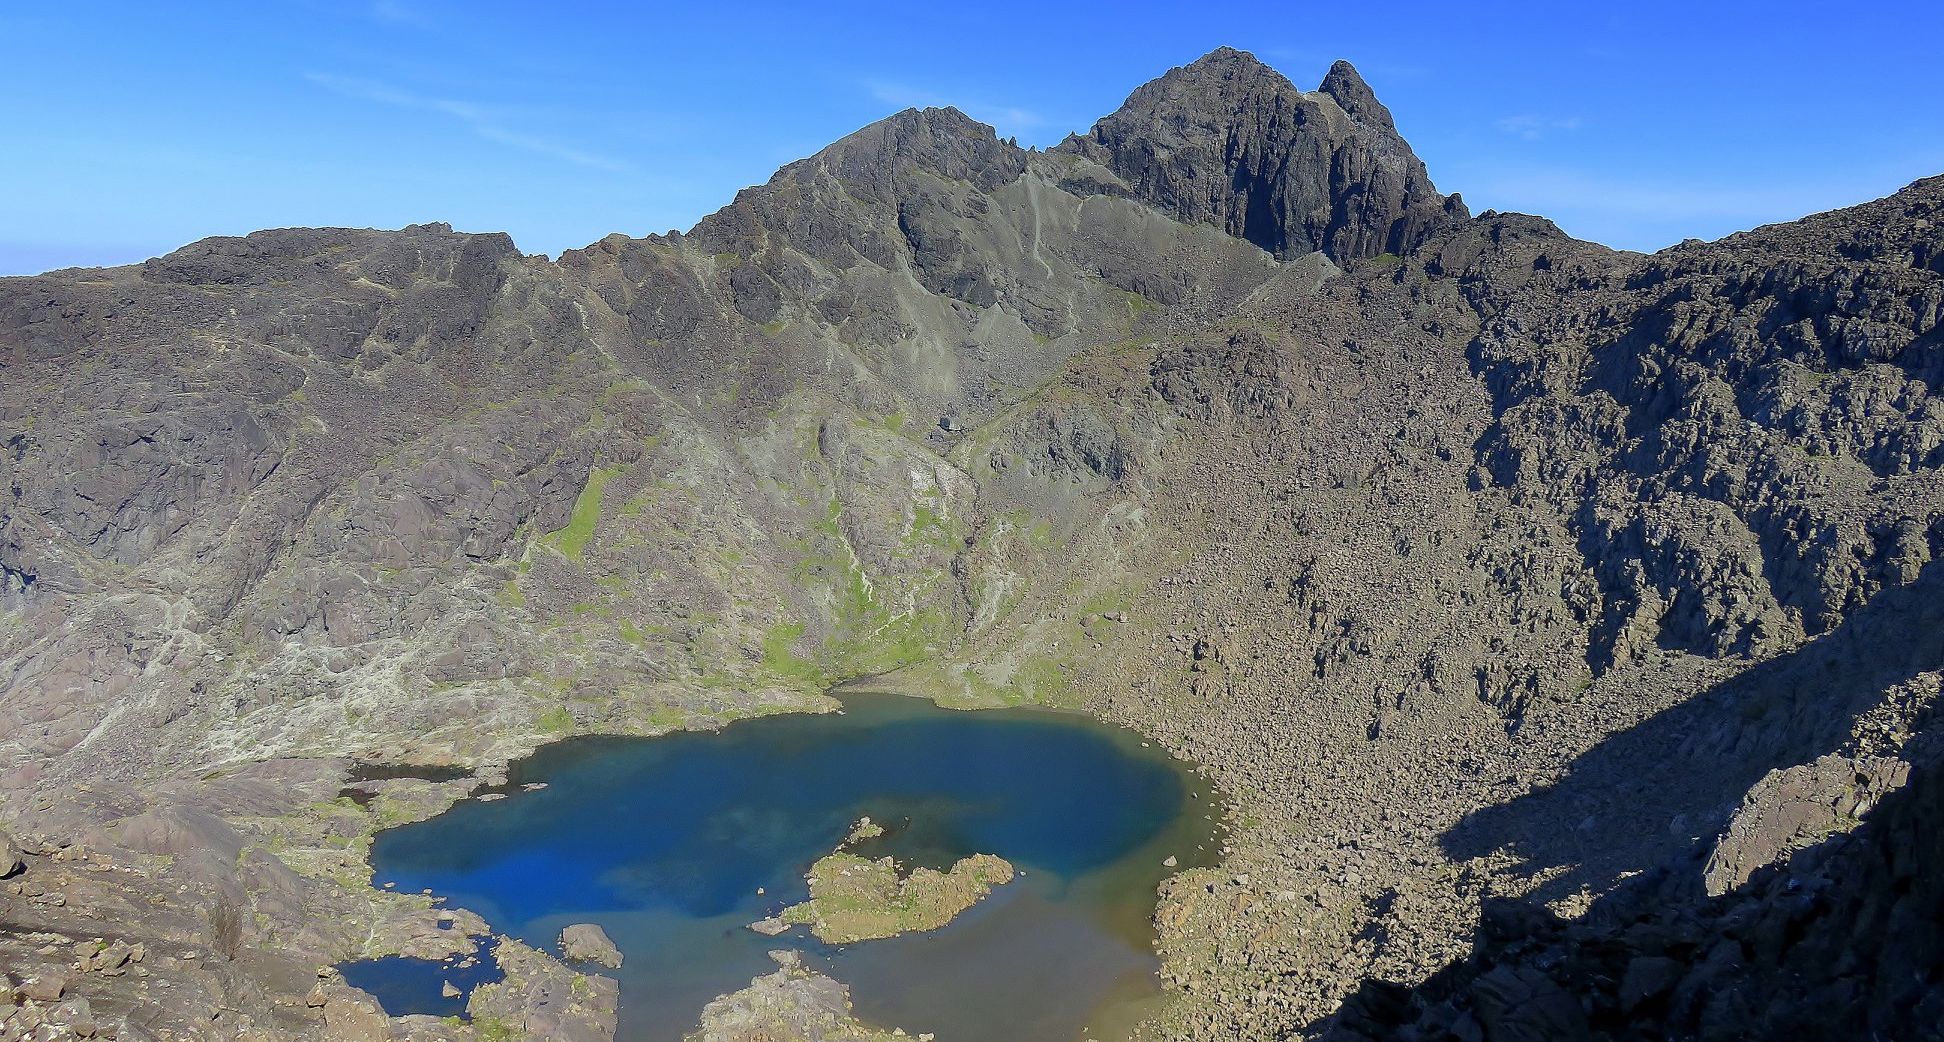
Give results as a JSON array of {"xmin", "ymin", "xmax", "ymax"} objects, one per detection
[
  {"xmin": 543, "ymin": 465, "xmax": 624, "ymax": 561},
  {"xmin": 745, "ymin": 493, "xmax": 959, "ymax": 691},
  {"xmin": 537, "ymin": 706, "xmax": 575, "ymax": 734},
  {"xmin": 761, "ymin": 621, "xmax": 826, "ymax": 686}
]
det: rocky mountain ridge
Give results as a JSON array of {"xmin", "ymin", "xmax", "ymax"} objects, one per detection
[
  {"xmin": 1061, "ymin": 48, "xmax": 1467, "ymax": 261},
  {"xmin": 1, "ymin": 47, "xmax": 1939, "ymax": 1042}
]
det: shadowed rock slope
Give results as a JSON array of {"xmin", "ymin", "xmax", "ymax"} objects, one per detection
[
  {"xmin": 1, "ymin": 47, "xmax": 1941, "ymax": 1042},
  {"xmin": 1324, "ymin": 728, "xmax": 1944, "ymax": 1042}
]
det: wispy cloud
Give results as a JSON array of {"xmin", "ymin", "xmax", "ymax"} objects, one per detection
[
  {"xmin": 862, "ymin": 80, "xmax": 1047, "ymax": 137},
  {"xmin": 1495, "ymin": 115, "xmax": 1584, "ymax": 141},
  {"xmin": 306, "ymin": 72, "xmax": 629, "ymax": 171},
  {"xmin": 367, "ymin": 0, "xmax": 428, "ymax": 26}
]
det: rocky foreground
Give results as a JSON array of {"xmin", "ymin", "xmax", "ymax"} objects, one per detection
[
  {"xmin": 2, "ymin": 46, "xmax": 1941, "ymax": 1042},
  {"xmin": 686, "ymin": 951, "xmax": 911, "ymax": 1042}
]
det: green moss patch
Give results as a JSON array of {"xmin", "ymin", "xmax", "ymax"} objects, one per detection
[
  {"xmin": 537, "ymin": 705, "xmax": 575, "ymax": 734},
  {"xmin": 543, "ymin": 465, "xmax": 624, "ymax": 561}
]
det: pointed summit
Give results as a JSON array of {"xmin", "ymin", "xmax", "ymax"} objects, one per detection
[
  {"xmin": 1180, "ymin": 45, "xmax": 1283, "ymax": 77},
  {"xmin": 1059, "ymin": 49, "xmax": 1465, "ymax": 261},
  {"xmin": 1192, "ymin": 45, "xmax": 1260, "ymax": 64},
  {"xmin": 803, "ymin": 105, "xmax": 1025, "ymax": 200},
  {"xmin": 1318, "ymin": 60, "xmax": 1395, "ymax": 131},
  {"xmin": 1126, "ymin": 46, "xmax": 1299, "ymax": 111}
]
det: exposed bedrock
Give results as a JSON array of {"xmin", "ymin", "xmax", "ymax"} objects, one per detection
[{"xmin": 0, "ymin": 45, "xmax": 1941, "ymax": 1042}]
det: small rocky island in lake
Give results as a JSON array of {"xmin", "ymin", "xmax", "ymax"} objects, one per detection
[
  {"xmin": 843, "ymin": 815, "xmax": 885, "ymax": 843},
  {"xmin": 559, "ymin": 922, "xmax": 623, "ymax": 969},
  {"xmin": 754, "ymin": 845, "xmax": 1016, "ymax": 944}
]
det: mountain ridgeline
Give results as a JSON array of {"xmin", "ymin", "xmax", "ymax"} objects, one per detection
[{"xmin": 1, "ymin": 48, "xmax": 1940, "ymax": 1042}]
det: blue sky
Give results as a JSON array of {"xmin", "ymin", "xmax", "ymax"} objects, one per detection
[{"xmin": 4, "ymin": 1, "xmax": 1941, "ymax": 275}]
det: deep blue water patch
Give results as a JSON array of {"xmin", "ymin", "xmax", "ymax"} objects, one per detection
[
  {"xmin": 346, "ymin": 692, "xmax": 1220, "ymax": 1041},
  {"xmin": 340, "ymin": 937, "xmax": 502, "ymax": 1019}
]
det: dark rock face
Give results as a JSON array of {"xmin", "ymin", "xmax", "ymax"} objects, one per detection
[
  {"xmin": 1467, "ymin": 178, "xmax": 1944, "ymax": 672},
  {"xmin": 1062, "ymin": 48, "xmax": 1466, "ymax": 261},
  {"xmin": 1324, "ymin": 743, "xmax": 1944, "ymax": 1042}
]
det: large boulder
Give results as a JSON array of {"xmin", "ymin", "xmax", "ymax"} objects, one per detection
[
  {"xmin": 319, "ymin": 984, "xmax": 393, "ymax": 1042},
  {"xmin": 0, "ymin": 829, "xmax": 22, "ymax": 877},
  {"xmin": 1705, "ymin": 753, "xmax": 1912, "ymax": 895},
  {"xmin": 557, "ymin": 923, "xmax": 622, "ymax": 970}
]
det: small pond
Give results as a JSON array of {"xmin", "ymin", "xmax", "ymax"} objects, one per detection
[{"xmin": 348, "ymin": 691, "xmax": 1221, "ymax": 1041}]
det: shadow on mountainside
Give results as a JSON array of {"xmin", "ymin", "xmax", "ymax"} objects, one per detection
[
  {"xmin": 1440, "ymin": 554, "xmax": 1944, "ymax": 907},
  {"xmin": 1322, "ymin": 739, "xmax": 1944, "ymax": 1041}
]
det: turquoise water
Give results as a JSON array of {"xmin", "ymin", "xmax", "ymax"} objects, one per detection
[{"xmin": 347, "ymin": 692, "xmax": 1219, "ymax": 1041}]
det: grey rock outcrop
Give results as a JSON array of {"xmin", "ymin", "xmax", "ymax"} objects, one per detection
[
  {"xmin": 1325, "ymin": 744, "xmax": 1944, "ymax": 1042},
  {"xmin": 686, "ymin": 951, "xmax": 904, "ymax": 1042},
  {"xmin": 1062, "ymin": 48, "xmax": 1466, "ymax": 261},
  {"xmin": 1703, "ymin": 752, "xmax": 1911, "ymax": 894},
  {"xmin": 318, "ymin": 983, "xmax": 394, "ymax": 1042},
  {"xmin": 468, "ymin": 938, "xmax": 618, "ymax": 1042},
  {"xmin": 558, "ymin": 922, "xmax": 623, "ymax": 969}
]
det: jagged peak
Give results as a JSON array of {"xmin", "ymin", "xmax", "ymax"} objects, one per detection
[
  {"xmin": 682, "ymin": 101, "xmax": 1027, "ymax": 256},
  {"xmin": 790, "ymin": 104, "xmax": 1024, "ymax": 196},
  {"xmin": 809, "ymin": 106, "xmax": 981, "ymax": 165},
  {"xmin": 1064, "ymin": 48, "xmax": 1462, "ymax": 261},
  {"xmin": 1317, "ymin": 60, "xmax": 1395, "ymax": 131},
  {"xmin": 1178, "ymin": 46, "xmax": 1284, "ymax": 79},
  {"xmin": 1115, "ymin": 47, "xmax": 1299, "ymax": 117},
  {"xmin": 1118, "ymin": 50, "xmax": 1398, "ymax": 132},
  {"xmin": 871, "ymin": 104, "xmax": 990, "ymax": 137}
]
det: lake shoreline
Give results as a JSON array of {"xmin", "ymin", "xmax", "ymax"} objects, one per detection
[{"xmin": 343, "ymin": 687, "xmax": 1226, "ymax": 1042}]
